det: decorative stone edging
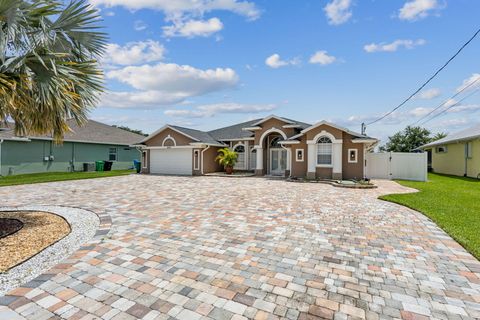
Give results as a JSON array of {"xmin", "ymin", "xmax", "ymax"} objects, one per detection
[
  {"xmin": 204, "ymin": 172, "xmax": 256, "ymax": 178},
  {"xmin": 287, "ymin": 178, "xmax": 377, "ymax": 189},
  {"xmin": 0, "ymin": 205, "xmax": 111, "ymax": 296}
]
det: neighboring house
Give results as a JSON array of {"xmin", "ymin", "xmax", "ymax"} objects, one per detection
[
  {"xmin": 139, "ymin": 115, "xmax": 378, "ymax": 179},
  {"xmin": 421, "ymin": 124, "xmax": 480, "ymax": 178},
  {"xmin": 0, "ymin": 120, "xmax": 144, "ymax": 176}
]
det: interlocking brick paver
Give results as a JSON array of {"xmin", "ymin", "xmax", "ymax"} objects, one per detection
[{"xmin": 1, "ymin": 175, "xmax": 479, "ymax": 319}]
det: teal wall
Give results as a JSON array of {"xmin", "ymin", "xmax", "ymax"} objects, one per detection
[{"xmin": 1, "ymin": 140, "xmax": 140, "ymax": 176}]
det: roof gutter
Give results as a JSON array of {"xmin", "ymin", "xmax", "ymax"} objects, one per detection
[{"xmin": 421, "ymin": 136, "xmax": 480, "ymax": 149}]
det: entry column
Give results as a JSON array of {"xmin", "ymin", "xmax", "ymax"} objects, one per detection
[
  {"xmin": 255, "ymin": 147, "xmax": 263, "ymax": 175},
  {"xmin": 306, "ymin": 141, "xmax": 316, "ymax": 179}
]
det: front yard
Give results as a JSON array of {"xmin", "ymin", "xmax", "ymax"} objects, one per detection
[
  {"xmin": 380, "ymin": 173, "xmax": 480, "ymax": 260},
  {"xmin": 0, "ymin": 170, "xmax": 135, "ymax": 187}
]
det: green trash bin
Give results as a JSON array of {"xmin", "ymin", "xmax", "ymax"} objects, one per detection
[{"xmin": 95, "ymin": 160, "xmax": 104, "ymax": 172}]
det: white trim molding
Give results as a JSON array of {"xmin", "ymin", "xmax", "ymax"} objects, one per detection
[
  {"xmin": 259, "ymin": 127, "xmax": 288, "ymax": 147},
  {"xmin": 193, "ymin": 149, "xmax": 200, "ymax": 171},
  {"xmin": 242, "ymin": 126, "xmax": 262, "ymax": 131},
  {"xmin": 142, "ymin": 150, "xmax": 148, "ymax": 169},
  {"xmin": 282, "ymin": 124, "xmax": 303, "ymax": 129},
  {"xmin": 141, "ymin": 125, "xmax": 200, "ymax": 144},
  {"xmin": 219, "ymin": 137, "xmax": 255, "ymax": 141},
  {"xmin": 348, "ymin": 148, "xmax": 358, "ymax": 163},
  {"xmin": 251, "ymin": 115, "xmax": 294, "ymax": 126},
  {"xmin": 143, "ymin": 146, "xmax": 197, "ymax": 150},
  {"xmin": 162, "ymin": 135, "xmax": 177, "ymax": 147},
  {"xmin": 307, "ymin": 130, "xmax": 342, "ymax": 145},
  {"xmin": 279, "ymin": 140, "xmax": 300, "ymax": 145}
]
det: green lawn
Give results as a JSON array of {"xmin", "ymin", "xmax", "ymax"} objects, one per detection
[
  {"xmin": 380, "ymin": 173, "xmax": 480, "ymax": 260},
  {"xmin": 0, "ymin": 170, "xmax": 135, "ymax": 187}
]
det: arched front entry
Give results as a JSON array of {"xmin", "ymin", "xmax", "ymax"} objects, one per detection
[{"xmin": 255, "ymin": 128, "xmax": 288, "ymax": 176}]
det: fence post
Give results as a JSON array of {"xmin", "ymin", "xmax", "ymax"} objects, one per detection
[{"xmin": 389, "ymin": 152, "xmax": 393, "ymax": 180}]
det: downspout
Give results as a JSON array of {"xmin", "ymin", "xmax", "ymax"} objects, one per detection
[
  {"xmin": 280, "ymin": 144, "xmax": 292, "ymax": 178},
  {"xmin": 0, "ymin": 139, "xmax": 3, "ymax": 177},
  {"xmin": 464, "ymin": 142, "xmax": 468, "ymax": 177},
  {"xmin": 201, "ymin": 145, "xmax": 211, "ymax": 175}
]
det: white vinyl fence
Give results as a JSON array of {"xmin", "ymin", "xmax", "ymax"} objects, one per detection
[{"xmin": 365, "ymin": 152, "xmax": 428, "ymax": 181}]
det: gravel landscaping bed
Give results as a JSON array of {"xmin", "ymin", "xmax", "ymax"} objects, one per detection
[
  {"xmin": 0, "ymin": 206, "xmax": 99, "ymax": 296},
  {"xmin": 0, "ymin": 211, "xmax": 71, "ymax": 272}
]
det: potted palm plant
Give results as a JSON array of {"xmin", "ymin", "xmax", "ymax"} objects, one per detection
[{"xmin": 215, "ymin": 148, "xmax": 238, "ymax": 174}]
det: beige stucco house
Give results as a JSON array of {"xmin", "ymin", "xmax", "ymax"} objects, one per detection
[
  {"xmin": 421, "ymin": 124, "xmax": 480, "ymax": 178},
  {"xmin": 138, "ymin": 115, "xmax": 378, "ymax": 180}
]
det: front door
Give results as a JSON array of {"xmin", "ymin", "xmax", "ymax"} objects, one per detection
[{"xmin": 270, "ymin": 149, "xmax": 287, "ymax": 175}]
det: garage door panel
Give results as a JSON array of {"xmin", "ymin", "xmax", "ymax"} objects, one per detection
[{"xmin": 150, "ymin": 149, "xmax": 192, "ymax": 175}]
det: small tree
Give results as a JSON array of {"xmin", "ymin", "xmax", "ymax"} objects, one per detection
[
  {"xmin": 215, "ymin": 148, "xmax": 238, "ymax": 174},
  {"xmin": 380, "ymin": 126, "xmax": 447, "ymax": 152}
]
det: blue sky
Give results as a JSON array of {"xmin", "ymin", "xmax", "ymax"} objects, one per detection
[{"xmin": 89, "ymin": 0, "xmax": 480, "ymax": 141}]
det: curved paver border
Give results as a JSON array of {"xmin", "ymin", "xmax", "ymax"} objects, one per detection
[{"xmin": 0, "ymin": 205, "xmax": 110, "ymax": 296}]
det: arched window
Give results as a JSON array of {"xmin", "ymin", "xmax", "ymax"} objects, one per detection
[
  {"xmin": 317, "ymin": 136, "xmax": 332, "ymax": 165},
  {"xmin": 270, "ymin": 136, "xmax": 282, "ymax": 148},
  {"xmin": 234, "ymin": 145, "xmax": 245, "ymax": 153}
]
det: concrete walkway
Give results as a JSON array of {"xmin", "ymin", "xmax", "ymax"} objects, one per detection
[{"xmin": 0, "ymin": 175, "xmax": 479, "ymax": 319}]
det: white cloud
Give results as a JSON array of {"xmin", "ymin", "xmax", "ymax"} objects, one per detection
[
  {"xmin": 309, "ymin": 51, "xmax": 336, "ymax": 65},
  {"xmin": 163, "ymin": 18, "xmax": 223, "ymax": 38},
  {"xmin": 107, "ymin": 63, "xmax": 238, "ymax": 93},
  {"xmin": 446, "ymin": 104, "xmax": 480, "ymax": 114},
  {"xmin": 99, "ymin": 91, "xmax": 192, "ymax": 109},
  {"xmin": 416, "ymin": 88, "xmax": 441, "ymax": 99},
  {"xmin": 101, "ymin": 63, "xmax": 239, "ymax": 109},
  {"xmin": 364, "ymin": 39, "xmax": 426, "ymax": 53},
  {"xmin": 134, "ymin": 20, "xmax": 147, "ymax": 31},
  {"xmin": 103, "ymin": 40, "xmax": 165, "ymax": 66},
  {"xmin": 165, "ymin": 102, "xmax": 277, "ymax": 118},
  {"xmin": 456, "ymin": 73, "xmax": 480, "ymax": 92},
  {"xmin": 90, "ymin": 0, "xmax": 260, "ymax": 20},
  {"xmin": 265, "ymin": 54, "xmax": 300, "ymax": 69},
  {"xmin": 398, "ymin": 0, "xmax": 443, "ymax": 21},
  {"xmin": 324, "ymin": 0, "xmax": 353, "ymax": 25}
]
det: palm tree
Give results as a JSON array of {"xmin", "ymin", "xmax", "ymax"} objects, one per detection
[
  {"xmin": 0, "ymin": 0, "xmax": 107, "ymax": 142},
  {"xmin": 215, "ymin": 148, "xmax": 238, "ymax": 174}
]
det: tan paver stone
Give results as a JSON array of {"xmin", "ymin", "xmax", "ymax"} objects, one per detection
[{"xmin": 1, "ymin": 175, "xmax": 479, "ymax": 320}]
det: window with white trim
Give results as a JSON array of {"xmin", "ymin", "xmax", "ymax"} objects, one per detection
[
  {"xmin": 436, "ymin": 146, "xmax": 447, "ymax": 153},
  {"xmin": 295, "ymin": 149, "xmax": 304, "ymax": 162},
  {"xmin": 108, "ymin": 147, "xmax": 117, "ymax": 161},
  {"xmin": 317, "ymin": 136, "xmax": 332, "ymax": 165},
  {"xmin": 193, "ymin": 150, "xmax": 200, "ymax": 170},
  {"xmin": 348, "ymin": 149, "xmax": 358, "ymax": 163},
  {"xmin": 142, "ymin": 151, "xmax": 147, "ymax": 168}
]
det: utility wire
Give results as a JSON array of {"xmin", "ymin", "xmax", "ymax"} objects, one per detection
[
  {"xmin": 419, "ymin": 87, "xmax": 480, "ymax": 126},
  {"xmin": 366, "ymin": 26, "xmax": 480, "ymax": 126},
  {"xmin": 411, "ymin": 77, "xmax": 480, "ymax": 125}
]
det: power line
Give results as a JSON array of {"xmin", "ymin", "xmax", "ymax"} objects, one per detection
[
  {"xmin": 419, "ymin": 87, "xmax": 480, "ymax": 126},
  {"xmin": 365, "ymin": 26, "xmax": 480, "ymax": 127},
  {"xmin": 411, "ymin": 77, "xmax": 480, "ymax": 125}
]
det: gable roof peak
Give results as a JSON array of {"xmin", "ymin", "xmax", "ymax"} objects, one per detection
[{"xmin": 251, "ymin": 114, "xmax": 296, "ymax": 126}]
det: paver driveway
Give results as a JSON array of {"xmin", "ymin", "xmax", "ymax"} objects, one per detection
[{"xmin": 1, "ymin": 175, "xmax": 479, "ymax": 320}]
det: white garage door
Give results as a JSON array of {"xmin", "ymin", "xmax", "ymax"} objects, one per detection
[{"xmin": 150, "ymin": 149, "xmax": 192, "ymax": 175}]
